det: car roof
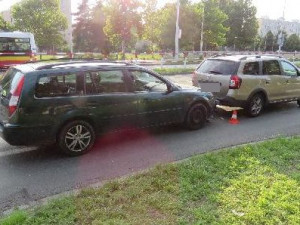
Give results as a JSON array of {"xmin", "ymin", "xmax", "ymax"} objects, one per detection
[
  {"xmin": 208, "ymin": 54, "xmax": 285, "ymax": 62},
  {"xmin": 13, "ymin": 60, "xmax": 144, "ymax": 74}
]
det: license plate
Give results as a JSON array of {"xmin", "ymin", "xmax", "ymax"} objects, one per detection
[{"xmin": 199, "ymin": 82, "xmax": 221, "ymax": 92}]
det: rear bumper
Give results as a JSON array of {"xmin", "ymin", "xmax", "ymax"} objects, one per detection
[{"xmin": 0, "ymin": 123, "xmax": 55, "ymax": 146}]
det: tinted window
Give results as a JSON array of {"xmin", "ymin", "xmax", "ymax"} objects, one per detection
[
  {"xmin": 197, "ymin": 60, "xmax": 239, "ymax": 75},
  {"xmin": 263, "ymin": 60, "xmax": 281, "ymax": 75},
  {"xmin": 281, "ymin": 61, "xmax": 298, "ymax": 76},
  {"xmin": 129, "ymin": 71, "xmax": 168, "ymax": 92},
  {"xmin": 243, "ymin": 62, "xmax": 260, "ymax": 75},
  {"xmin": 85, "ymin": 70, "xmax": 126, "ymax": 94},
  {"xmin": 36, "ymin": 73, "xmax": 80, "ymax": 98}
]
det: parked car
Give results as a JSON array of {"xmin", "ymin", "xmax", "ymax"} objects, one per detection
[
  {"xmin": 0, "ymin": 61, "xmax": 215, "ymax": 156},
  {"xmin": 193, "ymin": 55, "xmax": 300, "ymax": 116}
]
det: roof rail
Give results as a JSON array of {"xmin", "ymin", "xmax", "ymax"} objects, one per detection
[
  {"xmin": 240, "ymin": 54, "xmax": 283, "ymax": 60},
  {"xmin": 31, "ymin": 59, "xmax": 134, "ymax": 70},
  {"xmin": 211, "ymin": 53, "xmax": 233, "ymax": 58}
]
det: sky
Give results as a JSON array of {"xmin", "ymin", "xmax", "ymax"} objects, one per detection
[{"xmin": 0, "ymin": 0, "xmax": 300, "ymax": 22}]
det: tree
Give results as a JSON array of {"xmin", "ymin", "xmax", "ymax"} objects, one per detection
[
  {"xmin": 11, "ymin": 0, "xmax": 68, "ymax": 51},
  {"xmin": 73, "ymin": 0, "xmax": 93, "ymax": 52},
  {"xmin": 223, "ymin": 0, "xmax": 258, "ymax": 50},
  {"xmin": 201, "ymin": 0, "xmax": 228, "ymax": 50},
  {"xmin": 90, "ymin": 1, "xmax": 109, "ymax": 53},
  {"xmin": 103, "ymin": 0, "xmax": 143, "ymax": 53},
  {"xmin": 263, "ymin": 31, "xmax": 275, "ymax": 51},
  {"xmin": 284, "ymin": 34, "xmax": 300, "ymax": 52},
  {"xmin": 0, "ymin": 15, "xmax": 13, "ymax": 31},
  {"xmin": 142, "ymin": 0, "xmax": 161, "ymax": 51}
]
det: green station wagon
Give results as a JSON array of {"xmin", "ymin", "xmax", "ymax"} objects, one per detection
[{"xmin": 0, "ymin": 61, "xmax": 214, "ymax": 155}]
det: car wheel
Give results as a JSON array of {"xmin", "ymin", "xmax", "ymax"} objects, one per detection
[
  {"xmin": 247, "ymin": 94, "xmax": 264, "ymax": 117},
  {"xmin": 185, "ymin": 103, "xmax": 207, "ymax": 130},
  {"xmin": 58, "ymin": 120, "xmax": 95, "ymax": 156},
  {"xmin": 297, "ymin": 100, "xmax": 300, "ymax": 107}
]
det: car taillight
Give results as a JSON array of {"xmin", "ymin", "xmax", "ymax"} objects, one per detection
[
  {"xmin": 8, "ymin": 75, "xmax": 25, "ymax": 117},
  {"xmin": 229, "ymin": 75, "xmax": 242, "ymax": 89}
]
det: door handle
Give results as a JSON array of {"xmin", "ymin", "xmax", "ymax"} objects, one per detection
[{"xmin": 265, "ymin": 79, "xmax": 271, "ymax": 84}]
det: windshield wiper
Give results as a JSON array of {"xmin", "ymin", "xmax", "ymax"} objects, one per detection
[{"xmin": 209, "ymin": 70, "xmax": 222, "ymax": 74}]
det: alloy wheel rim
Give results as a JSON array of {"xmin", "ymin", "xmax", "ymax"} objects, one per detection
[
  {"xmin": 65, "ymin": 125, "xmax": 92, "ymax": 152},
  {"xmin": 251, "ymin": 97, "xmax": 263, "ymax": 115}
]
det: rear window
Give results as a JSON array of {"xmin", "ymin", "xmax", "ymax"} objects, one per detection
[
  {"xmin": 197, "ymin": 59, "xmax": 239, "ymax": 75},
  {"xmin": 0, "ymin": 68, "xmax": 24, "ymax": 99}
]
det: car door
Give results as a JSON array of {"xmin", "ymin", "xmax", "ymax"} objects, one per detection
[
  {"xmin": 262, "ymin": 60, "xmax": 289, "ymax": 102},
  {"xmin": 280, "ymin": 60, "xmax": 300, "ymax": 100},
  {"xmin": 126, "ymin": 69, "xmax": 184, "ymax": 127},
  {"xmin": 84, "ymin": 69, "xmax": 139, "ymax": 132}
]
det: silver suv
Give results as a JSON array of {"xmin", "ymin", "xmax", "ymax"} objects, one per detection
[{"xmin": 193, "ymin": 55, "xmax": 300, "ymax": 116}]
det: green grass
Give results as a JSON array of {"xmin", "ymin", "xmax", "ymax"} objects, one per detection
[
  {"xmin": 1, "ymin": 137, "xmax": 300, "ymax": 225},
  {"xmin": 153, "ymin": 67, "xmax": 195, "ymax": 75}
]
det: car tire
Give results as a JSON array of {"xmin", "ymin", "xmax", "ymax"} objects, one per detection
[
  {"xmin": 185, "ymin": 103, "xmax": 207, "ymax": 130},
  {"xmin": 58, "ymin": 120, "xmax": 95, "ymax": 156},
  {"xmin": 246, "ymin": 94, "xmax": 265, "ymax": 117},
  {"xmin": 297, "ymin": 100, "xmax": 300, "ymax": 107}
]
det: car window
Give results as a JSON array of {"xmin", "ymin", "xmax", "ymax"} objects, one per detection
[
  {"xmin": 281, "ymin": 61, "xmax": 298, "ymax": 76},
  {"xmin": 129, "ymin": 71, "xmax": 168, "ymax": 92},
  {"xmin": 197, "ymin": 59, "xmax": 239, "ymax": 75},
  {"xmin": 262, "ymin": 60, "xmax": 281, "ymax": 75},
  {"xmin": 243, "ymin": 62, "xmax": 260, "ymax": 75},
  {"xmin": 85, "ymin": 70, "xmax": 126, "ymax": 94},
  {"xmin": 35, "ymin": 73, "xmax": 80, "ymax": 98}
]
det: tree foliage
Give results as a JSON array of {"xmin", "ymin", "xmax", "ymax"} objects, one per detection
[
  {"xmin": 222, "ymin": 0, "xmax": 258, "ymax": 50},
  {"xmin": 262, "ymin": 31, "xmax": 275, "ymax": 51},
  {"xmin": 0, "ymin": 15, "xmax": 13, "ymax": 31},
  {"xmin": 11, "ymin": 0, "xmax": 68, "ymax": 51},
  {"xmin": 284, "ymin": 34, "xmax": 300, "ymax": 52},
  {"xmin": 202, "ymin": 0, "xmax": 228, "ymax": 50},
  {"xmin": 103, "ymin": 0, "xmax": 143, "ymax": 52}
]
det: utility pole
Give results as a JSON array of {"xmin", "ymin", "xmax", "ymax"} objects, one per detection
[
  {"xmin": 278, "ymin": 0, "xmax": 287, "ymax": 53},
  {"xmin": 175, "ymin": 0, "xmax": 180, "ymax": 60},
  {"xmin": 200, "ymin": 3, "xmax": 204, "ymax": 53}
]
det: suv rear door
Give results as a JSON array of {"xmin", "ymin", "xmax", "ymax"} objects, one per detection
[
  {"xmin": 195, "ymin": 59, "xmax": 240, "ymax": 98},
  {"xmin": 262, "ymin": 60, "xmax": 289, "ymax": 101}
]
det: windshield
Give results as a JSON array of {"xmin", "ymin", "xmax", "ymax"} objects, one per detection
[{"xmin": 0, "ymin": 37, "xmax": 31, "ymax": 52}]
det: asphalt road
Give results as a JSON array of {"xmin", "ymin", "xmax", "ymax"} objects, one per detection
[
  {"xmin": 0, "ymin": 102, "xmax": 300, "ymax": 213},
  {"xmin": 0, "ymin": 73, "xmax": 300, "ymax": 213}
]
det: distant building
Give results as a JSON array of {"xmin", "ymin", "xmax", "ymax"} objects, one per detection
[
  {"xmin": 0, "ymin": 0, "xmax": 73, "ymax": 51},
  {"xmin": 258, "ymin": 18, "xmax": 300, "ymax": 37}
]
